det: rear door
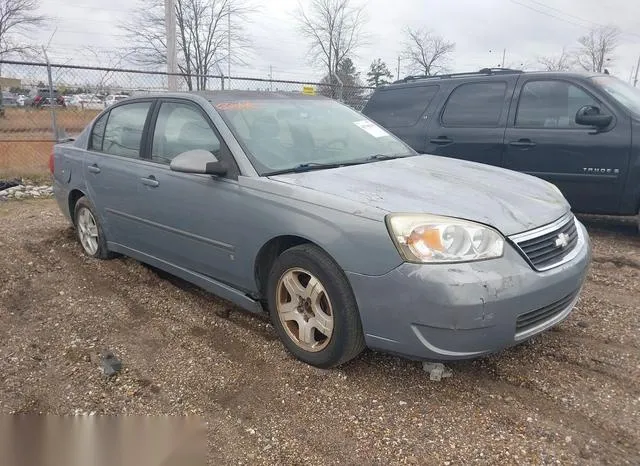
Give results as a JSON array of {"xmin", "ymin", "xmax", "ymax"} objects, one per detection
[
  {"xmin": 423, "ymin": 78, "xmax": 516, "ymax": 166},
  {"xmin": 503, "ymin": 78, "xmax": 631, "ymax": 214},
  {"xmin": 83, "ymin": 100, "xmax": 155, "ymax": 249},
  {"xmin": 362, "ymin": 84, "xmax": 440, "ymax": 153}
]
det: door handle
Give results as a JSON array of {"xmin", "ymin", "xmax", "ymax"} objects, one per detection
[
  {"xmin": 140, "ymin": 176, "xmax": 159, "ymax": 187},
  {"xmin": 430, "ymin": 136, "xmax": 453, "ymax": 145},
  {"xmin": 87, "ymin": 164, "xmax": 101, "ymax": 174},
  {"xmin": 509, "ymin": 139, "xmax": 536, "ymax": 148}
]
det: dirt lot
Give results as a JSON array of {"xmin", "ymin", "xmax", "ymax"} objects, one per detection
[{"xmin": 1, "ymin": 199, "xmax": 639, "ymax": 465}]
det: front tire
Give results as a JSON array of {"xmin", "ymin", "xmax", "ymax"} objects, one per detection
[
  {"xmin": 267, "ymin": 244, "xmax": 365, "ymax": 368},
  {"xmin": 74, "ymin": 196, "xmax": 113, "ymax": 259}
]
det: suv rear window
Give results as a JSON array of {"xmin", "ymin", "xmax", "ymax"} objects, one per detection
[
  {"xmin": 441, "ymin": 82, "xmax": 507, "ymax": 127},
  {"xmin": 364, "ymin": 85, "xmax": 439, "ymax": 128}
]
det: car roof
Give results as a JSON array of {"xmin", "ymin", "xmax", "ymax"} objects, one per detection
[
  {"xmin": 384, "ymin": 69, "xmax": 603, "ymax": 90},
  {"xmin": 115, "ymin": 90, "xmax": 329, "ymax": 105}
]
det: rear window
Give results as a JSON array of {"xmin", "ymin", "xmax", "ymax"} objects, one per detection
[
  {"xmin": 441, "ymin": 82, "xmax": 507, "ymax": 127},
  {"xmin": 364, "ymin": 85, "xmax": 439, "ymax": 128}
]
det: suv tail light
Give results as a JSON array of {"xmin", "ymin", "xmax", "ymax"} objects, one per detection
[{"xmin": 49, "ymin": 148, "xmax": 55, "ymax": 174}]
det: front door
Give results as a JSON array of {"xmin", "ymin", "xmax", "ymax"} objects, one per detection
[
  {"xmin": 504, "ymin": 78, "xmax": 631, "ymax": 214},
  {"xmin": 132, "ymin": 99, "xmax": 244, "ymax": 287}
]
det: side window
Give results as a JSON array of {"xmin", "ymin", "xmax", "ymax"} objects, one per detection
[
  {"xmin": 151, "ymin": 102, "xmax": 221, "ymax": 164},
  {"xmin": 364, "ymin": 85, "xmax": 439, "ymax": 128},
  {"xmin": 102, "ymin": 102, "xmax": 152, "ymax": 158},
  {"xmin": 516, "ymin": 80, "xmax": 599, "ymax": 128},
  {"xmin": 441, "ymin": 82, "xmax": 507, "ymax": 127},
  {"xmin": 90, "ymin": 112, "xmax": 108, "ymax": 151}
]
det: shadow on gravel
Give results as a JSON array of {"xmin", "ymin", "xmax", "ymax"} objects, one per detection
[{"xmin": 578, "ymin": 214, "xmax": 638, "ymax": 237}]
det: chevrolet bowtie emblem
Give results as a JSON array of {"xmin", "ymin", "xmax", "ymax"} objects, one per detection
[{"xmin": 555, "ymin": 232, "xmax": 570, "ymax": 249}]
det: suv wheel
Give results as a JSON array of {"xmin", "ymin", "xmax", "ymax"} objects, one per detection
[
  {"xmin": 74, "ymin": 196, "xmax": 113, "ymax": 259},
  {"xmin": 267, "ymin": 244, "xmax": 365, "ymax": 368}
]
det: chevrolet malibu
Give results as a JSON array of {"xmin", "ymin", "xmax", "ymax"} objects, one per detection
[{"xmin": 51, "ymin": 91, "xmax": 591, "ymax": 368}]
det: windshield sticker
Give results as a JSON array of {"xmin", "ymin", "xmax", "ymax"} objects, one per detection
[
  {"xmin": 215, "ymin": 101, "xmax": 257, "ymax": 111},
  {"xmin": 353, "ymin": 120, "xmax": 390, "ymax": 138}
]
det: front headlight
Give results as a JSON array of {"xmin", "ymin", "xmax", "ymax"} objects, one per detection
[{"xmin": 385, "ymin": 214, "xmax": 505, "ymax": 263}]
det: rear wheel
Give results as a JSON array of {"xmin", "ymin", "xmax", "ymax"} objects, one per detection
[
  {"xmin": 267, "ymin": 244, "xmax": 365, "ymax": 368},
  {"xmin": 74, "ymin": 196, "xmax": 113, "ymax": 259}
]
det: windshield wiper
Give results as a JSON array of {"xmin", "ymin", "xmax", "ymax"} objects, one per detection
[
  {"xmin": 266, "ymin": 161, "xmax": 360, "ymax": 175},
  {"xmin": 363, "ymin": 153, "xmax": 410, "ymax": 161},
  {"xmin": 265, "ymin": 154, "xmax": 412, "ymax": 176}
]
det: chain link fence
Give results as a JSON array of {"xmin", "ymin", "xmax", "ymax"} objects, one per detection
[{"xmin": 0, "ymin": 59, "xmax": 374, "ymax": 177}]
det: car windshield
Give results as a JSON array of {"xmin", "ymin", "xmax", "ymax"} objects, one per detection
[
  {"xmin": 590, "ymin": 76, "xmax": 640, "ymax": 118},
  {"xmin": 212, "ymin": 97, "xmax": 415, "ymax": 175}
]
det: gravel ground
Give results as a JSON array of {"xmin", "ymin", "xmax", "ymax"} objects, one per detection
[{"xmin": 1, "ymin": 199, "xmax": 639, "ymax": 465}]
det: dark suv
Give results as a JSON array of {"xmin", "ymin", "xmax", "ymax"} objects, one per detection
[{"xmin": 362, "ymin": 68, "xmax": 640, "ymax": 223}]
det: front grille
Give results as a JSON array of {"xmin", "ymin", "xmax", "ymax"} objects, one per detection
[
  {"xmin": 511, "ymin": 214, "xmax": 579, "ymax": 271},
  {"xmin": 516, "ymin": 291, "xmax": 578, "ymax": 333}
]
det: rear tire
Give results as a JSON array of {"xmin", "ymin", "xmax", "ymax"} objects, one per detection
[
  {"xmin": 73, "ymin": 196, "xmax": 113, "ymax": 259},
  {"xmin": 267, "ymin": 244, "xmax": 365, "ymax": 368}
]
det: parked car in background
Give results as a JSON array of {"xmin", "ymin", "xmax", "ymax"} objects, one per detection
[
  {"xmin": 32, "ymin": 88, "xmax": 66, "ymax": 108},
  {"xmin": 51, "ymin": 91, "xmax": 591, "ymax": 368},
  {"xmin": 1, "ymin": 92, "xmax": 18, "ymax": 107},
  {"xmin": 362, "ymin": 68, "xmax": 640, "ymax": 228},
  {"xmin": 104, "ymin": 94, "xmax": 129, "ymax": 108},
  {"xmin": 68, "ymin": 94, "xmax": 104, "ymax": 110}
]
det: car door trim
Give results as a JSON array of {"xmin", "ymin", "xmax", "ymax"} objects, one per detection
[{"xmin": 105, "ymin": 208, "xmax": 235, "ymax": 252}]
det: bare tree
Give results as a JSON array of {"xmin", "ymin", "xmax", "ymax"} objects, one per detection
[
  {"xmin": 122, "ymin": 0, "xmax": 253, "ymax": 90},
  {"xmin": 0, "ymin": 0, "xmax": 46, "ymax": 57},
  {"xmin": 575, "ymin": 25, "xmax": 620, "ymax": 73},
  {"xmin": 403, "ymin": 28, "xmax": 455, "ymax": 76},
  {"xmin": 538, "ymin": 47, "xmax": 573, "ymax": 72},
  {"xmin": 296, "ymin": 0, "xmax": 367, "ymax": 92}
]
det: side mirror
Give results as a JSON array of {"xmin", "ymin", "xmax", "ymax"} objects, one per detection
[
  {"xmin": 169, "ymin": 149, "xmax": 227, "ymax": 176},
  {"xmin": 575, "ymin": 105, "xmax": 613, "ymax": 129}
]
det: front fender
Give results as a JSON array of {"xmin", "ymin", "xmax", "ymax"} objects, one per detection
[{"xmin": 236, "ymin": 177, "xmax": 404, "ymax": 292}]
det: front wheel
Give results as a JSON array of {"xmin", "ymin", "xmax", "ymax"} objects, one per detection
[{"xmin": 267, "ymin": 244, "xmax": 365, "ymax": 368}]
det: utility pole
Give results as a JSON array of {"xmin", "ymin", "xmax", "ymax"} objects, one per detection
[
  {"xmin": 501, "ymin": 48, "xmax": 506, "ymax": 68},
  {"xmin": 165, "ymin": 0, "xmax": 178, "ymax": 91},
  {"xmin": 227, "ymin": 2, "xmax": 231, "ymax": 89},
  {"xmin": 269, "ymin": 65, "xmax": 273, "ymax": 91},
  {"xmin": 397, "ymin": 56, "xmax": 401, "ymax": 79},
  {"xmin": 634, "ymin": 55, "xmax": 640, "ymax": 87}
]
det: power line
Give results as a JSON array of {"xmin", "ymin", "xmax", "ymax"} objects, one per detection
[
  {"xmin": 521, "ymin": 0, "xmax": 601, "ymax": 27},
  {"xmin": 509, "ymin": 0, "xmax": 640, "ymax": 41},
  {"xmin": 508, "ymin": 0, "xmax": 588, "ymax": 29}
]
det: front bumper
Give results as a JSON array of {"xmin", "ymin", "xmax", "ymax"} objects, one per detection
[{"xmin": 347, "ymin": 220, "xmax": 591, "ymax": 360}]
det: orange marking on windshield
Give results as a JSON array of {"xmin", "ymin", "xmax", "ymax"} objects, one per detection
[{"xmin": 215, "ymin": 101, "xmax": 257, "ymax": 111}]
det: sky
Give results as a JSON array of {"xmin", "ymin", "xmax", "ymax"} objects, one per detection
[{"xmin": 27, "ymin": 0, "xmax": 640, "ymax": 84}]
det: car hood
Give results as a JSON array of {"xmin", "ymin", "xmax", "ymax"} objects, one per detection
[{"xmin": 268, "ymin": 155, "xmax": 570, "ymax": 236}]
